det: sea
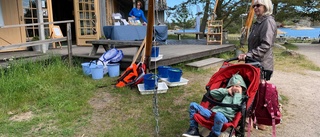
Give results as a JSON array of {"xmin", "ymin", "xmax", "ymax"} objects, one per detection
[
  {"xmin": 175, "ymin": 27, "xmax": 320, "ymax": 39},
  {"xmin": 278, "ymin": 27, "xmax": 320, "ymax": 39}
]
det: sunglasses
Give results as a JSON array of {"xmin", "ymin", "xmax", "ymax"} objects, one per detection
[{"xmin": 252, "ymin": 4, "xmax": 263, "ymax": 8}]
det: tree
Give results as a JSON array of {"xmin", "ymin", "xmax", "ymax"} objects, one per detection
[
  {"xmin": 273, "ymin": 0, "xmax": 319, "ymax": 25},
  {"xmin": 299, "ymin": 0, "xmax": 320, "ymax": 22},
  {"xmin": 170, "ymin": 2, "xmax": 194, "ymax": 30},
  {"xmin": 199, "ymin": 0, "xmax": 211, "ymax": 38}
]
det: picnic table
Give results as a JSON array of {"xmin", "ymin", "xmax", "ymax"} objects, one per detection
[
  {"xmin": 173, "ymin": 31, "xmax": 203, "ymax": 40},
  {"xmin": 86, "ymin": 40, "xmax": 144, "ymax": 56}
]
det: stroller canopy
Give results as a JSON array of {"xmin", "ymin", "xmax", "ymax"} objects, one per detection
[{"xmin": 206, "ymin": 63, "xmax": 261, "ymax": 109}]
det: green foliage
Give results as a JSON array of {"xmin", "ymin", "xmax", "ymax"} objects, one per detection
[
  {"xmin": 170, "ymin": 3, "xmax": 194, "ymax": 29},
  {"xmin": 32, "ymin": 36, "xmax": 40, "ymax": 41},
  {"xmin": 214, "ymin": 51, "xmax": 235, "ymax": 60}
]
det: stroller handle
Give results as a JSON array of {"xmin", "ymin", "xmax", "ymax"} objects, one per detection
[
  {"xmin": 225, "ymin": 57, "xmax": 262, "ymax": 68},
  {"xmin": 225, "ymin": 57, "xmax": 260, "ymax": 63}
]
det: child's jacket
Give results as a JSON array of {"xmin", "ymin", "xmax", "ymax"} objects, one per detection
[{"xmin": 210, "ymin": 89, "xmax": 244, "ymax": 121}]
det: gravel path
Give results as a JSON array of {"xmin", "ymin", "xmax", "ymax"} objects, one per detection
[{"xmin": 251, "ymin": 43, "xmax": 320, "ymax": 137}]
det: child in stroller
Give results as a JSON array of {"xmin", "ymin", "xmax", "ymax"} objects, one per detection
[
  {"xmin": 182, "ymin": 57, "xmax": 261, "ymax": 137},
  {"xmin": 182, "ymin": 73, "xmax": 247, "ymax": 137}
]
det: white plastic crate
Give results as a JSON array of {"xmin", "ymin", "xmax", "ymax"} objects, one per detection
[
  {"xmin": 160, "ymin": 77, "xmax": 189, "ymax": 87},
  {"xmin": 138, "ymin": 82, "xmax": 168, "ymax": 95},
  {"xmin": 151, "ymin": 54, "xmax": 163, "ymax": 62}
]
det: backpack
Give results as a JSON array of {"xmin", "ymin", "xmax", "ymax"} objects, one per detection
[{"xmin": 251, "ymin": 82, "xmax": 281, "ymax": 137}]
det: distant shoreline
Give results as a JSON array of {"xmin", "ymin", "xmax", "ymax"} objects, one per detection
[{"xmin": 283, "ymin": 26, "xmax": 315, "ymax": 30}]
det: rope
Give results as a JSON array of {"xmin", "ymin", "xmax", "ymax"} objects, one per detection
[
  {"xmin": 152, "ymin": 26, "xmax": 160, "ymax": 137},
  {"xmin": 153, "ymin": 84, "xmax": 160, "ymax": 137}
]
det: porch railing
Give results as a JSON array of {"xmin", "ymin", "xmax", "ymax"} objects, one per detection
[{"xmin": 0, "ymin": 20, "xmax": 74, "ymax": 65}]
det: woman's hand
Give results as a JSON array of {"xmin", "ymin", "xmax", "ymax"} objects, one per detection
[
  {"xmin": 238, "ymin": 54, "xmax": 246, "ymax": 61},
  {"xmin": 131, "ymin": 16, "xmax": 136, "ymax": 19}
]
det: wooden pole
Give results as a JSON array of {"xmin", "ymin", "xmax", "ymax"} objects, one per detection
[
  {"xmin": 131, "ymin": 38, "xmax": 146, "ymax": 66},
  {"xmin": 144, "ymin": 0, "xmax": 154, "ymax": 72},
  {"xmin": 212, "ymin": 0, "xmax": 219, "ymax": 21},
  {"xmin": 240, "ymin": 0, "xmax": 255, "ymax": 46}
]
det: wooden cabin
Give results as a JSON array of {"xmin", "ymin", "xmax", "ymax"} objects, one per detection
[{"xmin": 0, "ymin": 0, "xmax": 167, "ymax": 52}]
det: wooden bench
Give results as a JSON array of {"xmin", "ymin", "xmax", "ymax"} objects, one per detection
[
  {"xmin": 86, "ymin": 40, "xmax": 145, "ymax": 56},
  {"xmin": 173, "ymin": 32, "xmax": 203, "ymax": 40}
]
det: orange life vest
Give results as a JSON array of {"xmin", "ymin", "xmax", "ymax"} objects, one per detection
[{"xmin": 116, "ymin": 62, "xmax": 146, "ymax": 88}]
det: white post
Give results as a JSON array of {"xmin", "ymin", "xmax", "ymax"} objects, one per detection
[
  {"xmin": 0, "ymin": 0, "xmax": 4, "ymax": 27},
  {"xmin": 100, "ymin": 0, "xmax": 107, "ymax": 36},
  {"xmin": 133, "ymin": 0, "xmax": 136, "ymax": 8},
  {"xmin": 36, "ymin": 0, "xmax": 46, "ymax": 53}
]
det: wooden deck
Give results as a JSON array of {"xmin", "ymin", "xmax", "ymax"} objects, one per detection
[
  {"xmin": 148, "ymin": 44, "xmax": 234, "ymax": 69},
  {"xmin": 73, "ymin": 43, "xmax": 235, "ymax": 69},
  {"xmin": 0, "ymin": 40, "xmax": 235, "ymax": 69}
]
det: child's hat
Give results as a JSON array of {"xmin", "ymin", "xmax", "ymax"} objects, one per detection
[{"xmin": 227, "ymin": 73, "xmax": 247, "ymax": 90}]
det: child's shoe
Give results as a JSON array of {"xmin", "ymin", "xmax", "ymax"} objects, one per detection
[{"xmin": 182, "ymin": 126, "xmax": 202, "ymax": 137}]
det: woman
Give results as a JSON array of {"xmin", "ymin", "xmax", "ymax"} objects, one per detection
[
  {"xmin": 238, "ymin": 0, "xmax": 277, "ymax": 130},
  {"xmin": 238, "ymin": 0, "xmax": 276, "ymax": 81},
  {"xmin": 129, "ymin": 1, "xmax": 147, "ymax": 23}
]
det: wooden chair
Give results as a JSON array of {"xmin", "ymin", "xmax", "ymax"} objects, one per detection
[{"xmin": 50, "ymin": 25, "xmax": 63, "ymax": 49}]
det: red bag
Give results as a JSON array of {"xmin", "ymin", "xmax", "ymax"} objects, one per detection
[{"xmin": 251, "ymin": 82, "xmax": 281, "ymax": 137}]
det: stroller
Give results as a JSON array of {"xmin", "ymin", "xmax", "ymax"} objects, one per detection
[{"xmin": 193, "ymin": 57, "xmax": 262, "ymax": 137}]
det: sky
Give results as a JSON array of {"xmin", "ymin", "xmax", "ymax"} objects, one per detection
[{"xmin": 167, "ymin": 0, "xmax": 184, "ymax": 7}]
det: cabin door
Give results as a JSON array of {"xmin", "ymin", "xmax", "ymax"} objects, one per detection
[
  {"xmin": 0, "ymin": 0, "xmax": 26, "ymax": 51},
  {"xmin": 74, "ymin": 0, "xmax": 100, "ymax": 46}
]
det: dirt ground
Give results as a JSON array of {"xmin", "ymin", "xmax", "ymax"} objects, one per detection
[{"xmin": 250, "ymin": 43, "xmax": 320, "ymax": 137}]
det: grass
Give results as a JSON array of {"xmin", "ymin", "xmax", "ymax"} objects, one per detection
[
  {"xmin": 0, "ymin": 56, "xmax": 99, "ymax": 136},
  {"xmin": 281, "ymin": 42, "xmax": 298, "ymax": 50},
  {"xmin": 0, "ymin": 42, "xmax": 319, "ymax": 136}
]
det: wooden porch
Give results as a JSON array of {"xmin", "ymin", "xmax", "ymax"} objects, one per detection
[{"xmin": 0, "ymin": 39, "xmax": 235, "ymax": 69}]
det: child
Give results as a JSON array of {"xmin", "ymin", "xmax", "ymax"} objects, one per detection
[{"xmin": 182, "ymin": 73, "xmax": 247, "ymax": 137}]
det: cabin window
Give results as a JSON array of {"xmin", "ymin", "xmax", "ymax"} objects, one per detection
[
  {"xmin": 78, "ymin": 0, "xmax": 96, "ymax": 35},
  {"xmin": 23, "ymin": 0, "xmax": 50, "ymax": 39}
]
